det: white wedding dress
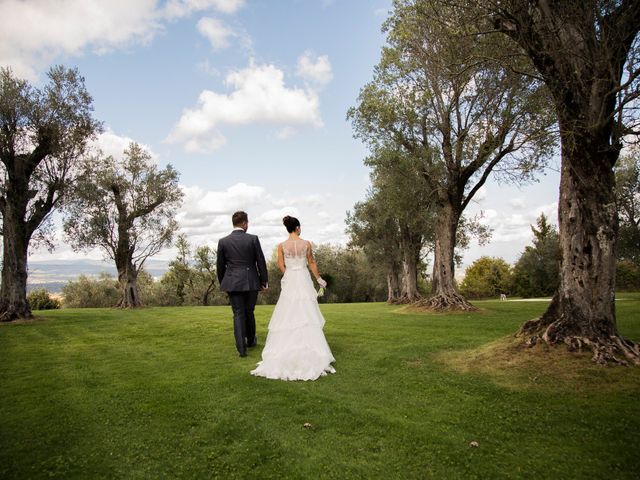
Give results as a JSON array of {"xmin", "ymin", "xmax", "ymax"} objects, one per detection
[{"xmin": 251, "ymin": 239, "xmax": 336, "ymax": 381}]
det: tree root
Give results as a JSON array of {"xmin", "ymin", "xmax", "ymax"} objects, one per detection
[
  {"xmin": 114, "ymin": 299, "xmax": 143, "ymax": 308},
  {"xmin": 0, "ymin": 304, "xmax": 33, "ymax": 322},
  {"xmin": 388, "ymin": 294, "xmax": 422, "ymax": 305},
  {"xmin": 517, "ymin": 317, "xmax": 640, "ymax": 366},
  {"xmin": 412, "ymin": 292, "xmax": 478, "ymax": 312}
]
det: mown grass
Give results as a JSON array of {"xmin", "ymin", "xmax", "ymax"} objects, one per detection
[{"xmin": 1, "ymin": 295, "xmax": 639, "ymax": 479}]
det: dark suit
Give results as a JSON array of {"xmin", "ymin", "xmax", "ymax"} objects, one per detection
[{"xmin": 217, "ymin": 229, "xmax": 268, "ymax": 355}]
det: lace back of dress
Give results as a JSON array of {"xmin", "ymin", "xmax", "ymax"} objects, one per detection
[{"xmin": 282, "ymin": 239, "xmax": 308, "ymax": 260}]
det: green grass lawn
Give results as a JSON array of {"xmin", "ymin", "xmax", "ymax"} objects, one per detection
[{"xmin": 1, "ymin": 296, "xmax": 639, "ymax": 479}]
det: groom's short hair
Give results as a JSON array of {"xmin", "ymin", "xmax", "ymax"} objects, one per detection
[{"xmin": 232, "ymin": 211, "xmax": 248, "ymax": 226}]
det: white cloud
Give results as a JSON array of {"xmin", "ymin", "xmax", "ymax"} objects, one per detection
[
  {"xmin": 268, "ymin": 193, "xmax": 324, "ymax": 208},
  {"xmin": 0, "ymin": 0, "xmax": 244, "ymax": 80},
  {"xmin": 166, "ymin": 60, "xmax": 323, "ymax": 153},
  {"xmin": 477, "ymin": 202, "xmax": 558, "ymax": 244},
  {"xmin": 276, "ymin": 127, "xmax": 296, "ymax": 139},
  {"xmin": 257, "ymin": 207, "xmax": 300, "ymax": 225},
  {"xmin": 162, "ymin": 0, "xmax": 245, "ymax": 18},
  {"xmin": 0, "ymin": 0, "xmax": 162, "ymax": 79},
  {"xmin": 174, "ymin": 182, "xmax": 345, "ymax": 255},
  {"xmin": 472, "ymin": 186, "xmax": 487, "ymax": 202},
  {"xmin": 296, "ymin": 51, "xmax": 333, "ymax": 89},
  {"xmin": 509, "ymin": 197, "xmax": 526, "ymax": 209},
  {"xmin": 533, "ymin": 203, "xmax": 558, "ymax": 224},
  {"xmin": 197, "ymin": 59, "xmax": 222, "ymax": 77},
  {"xmin": 93, "ymin": 128, "xmax": 158, "ymax": 161},
  {"xmin": 180, "ymin": 182, "xmax": 265, "ymax": 217},
  {"xmin": 197, "ymin": 17, "xmax": 235, "ymax": 50},
  {"xmin": 30, "ymin": 179, "xmax": 350, "ymax": 276}
]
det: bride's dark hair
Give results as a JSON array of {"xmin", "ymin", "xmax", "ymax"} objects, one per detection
[{"xmin": 283, "ymin": 215, "xmax": 301, "ymax": 233}]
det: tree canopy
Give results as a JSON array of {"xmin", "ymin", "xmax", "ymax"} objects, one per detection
[
  {"xmin": 64, "ymin": 142, "xmax": 183, "ymax": 307},
  {"xmin": 0, "ymin": 66, "xmax": 100, "ymax": 321}
]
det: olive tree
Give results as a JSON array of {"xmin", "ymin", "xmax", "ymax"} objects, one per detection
[
  {"xmin": 349, "ymin": 0, "xmax": 555, "ymax": 311},
  {"xmin": 485, "ymin": 0, "xmax": 640, "ymax": 364},
  {"xmin": 64, "ymin": 143, "xmax": 183, "ymax": 307},
  {"xmin": 0, "ymin": 66, "xmax": 100, "ymax": 321}
]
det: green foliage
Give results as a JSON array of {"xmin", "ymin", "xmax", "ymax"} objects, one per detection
[
  {"xmin": 312, "ymin": 244, "xmax": 387, "ymax": 303},
  {"xmin": 63, "ymin": 143, "xmax": 183, "ymax": 286},
  {"xmin": 0, "ymin": 65, "xmax": 102, "ymax": 249},
  {"xmin": 460, "ymin": 256, "xmax": 512, "ymax": 299},
  {"xmin": 158, "ymin": 235, "xmax": 221, "ymax": 306},
  {"xmin": 62, "ymin": 273, "xmax": 120, "ymax": 308},
  {"xmin": 1, "ymin": 300, "xmax": 639, "ymax": 478},
  {"xmin": 259, "ymin": 248, "xmax": 284, "ymax": 305},
  {"xmin": 617, "ymin": 260, "xmax": 640, "ymax": 292},
  {"xmin": 347, "ymin": 0, "xmax": 554, "ymax": 301},
  {"xmin": 27, "ymin": 289, "xmax": 60, "ymax": 310},
  {"xmin": 511, "ymin": 214, "xmax": 560, "ymax": 298},
  {"xmin": 615, "ymin": 150, "xmax": 640, "ymax": 265},
  {"xmin": 262, "ymin": 244, "xmax": 387, "ymax": 304}
]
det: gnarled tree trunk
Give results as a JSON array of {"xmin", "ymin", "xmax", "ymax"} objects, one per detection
[
  {"xmin": 418, "ymin": 204, "xmax": 476, "ymax": 311},
  {"xmin": 115, "ymin": 260, "xmax": 141, "ymax": 308},
  {"xmin": 0, "ymin": 177, "xmax": 33, "ymax": 322},
  {"xmin": 517, "ymin": 127, "xmax": 639, "ymax": 365},
  {"xmin": 114, "ymin": 224, "xmax": 142, "ymax": 308},
  {"xmin": 490, "ymin": 0, "xmax": 640, "ymax": 365},
  {"xmin": 0, "ymin": 204, "xmax": 31, "ymax": 321}
]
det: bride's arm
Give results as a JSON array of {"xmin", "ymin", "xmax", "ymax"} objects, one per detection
[
  {"xmin": 306, "ymin": 242, "xmax": 325, "ymax": 285},
  {"xmin": 277, "ymin": 244, "xmax": 286, "ymax": 274}
]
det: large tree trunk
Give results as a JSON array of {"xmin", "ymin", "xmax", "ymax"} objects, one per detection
[
  {"xmin": 418, "ymin": 204, "xmax": 476, "ymax": 311},
  {"xmin": 518, "ymin": 129, "xmax": 639, "ymax": 365},
  {"xmin": 400, "ymin": 249, "xmax": 420, "ymax": 302},
  {"xmin": 0, "ymin": 181, "xmax": 33, "ymax": 322},
  {"xmin": 113, "ymin": 214, "xmax": 142, "ymax": 308},
  {"xmin": 114, "ymin": 228, "xmax": 142, "ymax": 308},
  {"xmin": 397, "ymin": 227, "xmax": 422, "ymax": 303},
  {"xmin": 489, "ymin": 0, "xmax": 640, "ymax": 365},
  {"xmin": 0, "ymin": 211, "xmax": 31, "ymax": 321},
  {"xmin": 386, "ymin": 264, "xmax": 402, "ymax": 303},
  {"xmin": 116, "ymin": 262, "xmax": 141, "ymax": 308}
]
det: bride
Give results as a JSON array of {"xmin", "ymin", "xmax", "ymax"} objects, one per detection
[{"xmin": 251, "ymin": 216, "xmax": 336, "ymax": 381}]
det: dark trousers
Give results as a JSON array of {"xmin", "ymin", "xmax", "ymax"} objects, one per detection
[{"xmin": 228, "ymin": 290, "xmax": 258, "ymax": 354}]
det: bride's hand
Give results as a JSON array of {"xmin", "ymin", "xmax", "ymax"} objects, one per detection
[{"xmin": 316, "ymin": 277, "xmax": 327, "ymax": 288}]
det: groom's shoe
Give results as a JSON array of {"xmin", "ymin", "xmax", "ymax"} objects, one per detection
[
  {"xmin": 239, "ymin": 351, "xmax": 247, "ymax": 358},
  {"xmin": 247, "ymin": 336, "xmax": 257, "ymax": 348}
]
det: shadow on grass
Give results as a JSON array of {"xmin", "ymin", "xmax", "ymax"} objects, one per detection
[{"xmin": 430, "ymin": 336, "xmax": 640, "ymax": 393}]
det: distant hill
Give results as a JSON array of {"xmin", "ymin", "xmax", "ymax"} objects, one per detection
[{"xmin": 26, "ymin": 258, "xmax": 169, "ymax": 293}]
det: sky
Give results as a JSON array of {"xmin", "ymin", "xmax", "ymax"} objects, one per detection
[{"xmin": 0, "ymin": 0, "xmax": 560, "ymax": 283}]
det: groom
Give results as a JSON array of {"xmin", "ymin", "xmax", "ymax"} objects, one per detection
[{"xmin": 217, "ymin": 211, "xmax": 269, "ymax": 357}]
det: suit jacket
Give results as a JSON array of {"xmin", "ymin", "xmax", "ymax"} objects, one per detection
[{"xmin": 217, "ymin": 230, "xmax": 268, "ymax": 292}]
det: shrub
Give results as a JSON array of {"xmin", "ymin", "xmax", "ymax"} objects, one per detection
[
  {"xmin": 27, "ymin": 289, "xmax": 61, "ymax": 310},
  {"xmin": 617, "ymin": 260, "xmax": 640, "ymax": 291},
  {"xmin": 62, "ymin": 273, "xmax": 120, "ymax": 308},
  {"xmin": 460, "ymin": 257, "xmax": 512, "ymax": 299}
]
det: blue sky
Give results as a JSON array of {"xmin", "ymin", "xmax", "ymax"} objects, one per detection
[{"xmin": 1, "ymin": 0, "xmax": 560, "ymax": 282}]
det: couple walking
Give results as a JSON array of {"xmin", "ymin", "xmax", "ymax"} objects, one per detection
[{"xmin": 216, "ymin": 211, "xmax": 336, "ymax": 381}]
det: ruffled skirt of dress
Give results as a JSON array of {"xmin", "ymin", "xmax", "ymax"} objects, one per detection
[{"xmin": 250, "ymin": 268, "xmax": 336, "ymax": 381}]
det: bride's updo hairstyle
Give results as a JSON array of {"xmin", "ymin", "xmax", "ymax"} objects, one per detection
[{"xmin": 283, "ymin": 215, "xmax": 301, "ymax": 233}]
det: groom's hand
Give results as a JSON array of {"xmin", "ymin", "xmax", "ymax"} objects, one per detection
[{"xmin": 260, "ymin": 284, "xmax": 269, "ymax": 292}]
